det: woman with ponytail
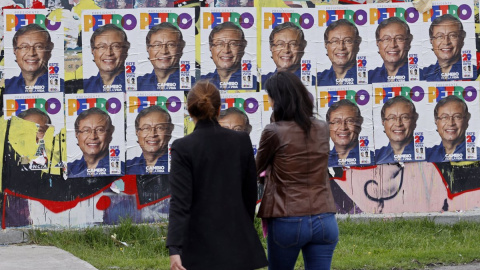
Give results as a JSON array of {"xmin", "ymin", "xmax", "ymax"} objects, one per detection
[
  {"xmin": 166, "ymin": 81, "xmax": 268, "ymax": 270},
  {"xmin": 257, "ymin": 71, "xmax": 338, "ymax": 269}
]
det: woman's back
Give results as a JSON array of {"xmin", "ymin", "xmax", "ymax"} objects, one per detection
[
  {"xmin": 167, "ymin": 80, "xmax": 267, "ymax": 270},
  {"xmin": 175, "ymin": 120, "xmax": 255, "ymax": 212},
  {"xmin": 168, "ymin": 120, "xmax": 267, "ymax": 269},
  {"xmin": 258, "ymin": 71, "xmax": 338, "ymax": 270},
  {"xmin": 256, "ymin": 119, "xmax": 336, "ymax": 218},
  {"xmin": 265, "ymin": 119, "xmax": 329, "ymax": 185}
]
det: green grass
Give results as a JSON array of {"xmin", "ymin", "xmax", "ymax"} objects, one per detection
[
  {"xmin": 29, "ymin": 218, "xmax": 171, "ymax": 269},
  {"xmin": 28, "ymin": 217, "xmax": 480, "ymax": 270},
  {"xmin": 333, "ymin": 218, "xmax": 480, "ymax": 270}
]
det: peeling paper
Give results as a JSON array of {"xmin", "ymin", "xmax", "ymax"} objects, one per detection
[
  {"xmin": 413, "ymin": 0, "xmax": 433, "ymax": 13},
  {"xmin": 48, "ymin": 9, "xmax": 81, "ymax": 50},
  {"xmin": 328, "ymin": 167, "xmax": 335, "ymax": 177},
  {"xmin": 110, "ymin": 179, "xmax": 125, "ymax": 194},
  {"xmin": 110, "ymin": 182, "xmax": 120, "ymax": 194}
]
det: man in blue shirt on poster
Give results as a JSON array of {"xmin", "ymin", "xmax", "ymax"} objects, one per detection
[
  {"xmin": 84, "ymin": 24, "xmax": 130, "ymax": 93},
  {"xmin": 201, "ymin": 22, "xmax": 256, "ymax": 90},
  {"xmin": 127, "ymin": 106, "xmax": 174, "ymax": 175},
  {"xmin": 421, "ymin": 14, "xmax": 477, "ymax": 81},
  {"xmin": 68, "ymin": 108, "xmax": 124, "ymax": 177},
  {"xmin": 326, "ymin": 99, "xmax": 373, "ymax": 167},
  {"xmin": 375, "ymin": 96, "xmax": 419, "ymax": 164},
  {"xmin": 369, "ymin": 17, "xmax": 413, "ymax": 84},
  {"xmin": 6, "ymin": 24, "xmax": 62, "ymax": 94},
  {"xmin": 318, "ymin": 19, "xmax": 362, "ymax": 86},
  {"xmin": 262, "ymin": 22, "xmax": 315, "ymax": 87},
  {"xmin": 427, "ymin": 96, "xmax": 478, "ymax": 162},
  {"xmin": 137, "ymin": 22, "xmax": 195, "ymax": 91}
]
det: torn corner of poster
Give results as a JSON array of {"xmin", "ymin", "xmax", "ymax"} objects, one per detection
[{"xmin": 413, "ymin": 0, "xmax": 433, "ymax": 13}]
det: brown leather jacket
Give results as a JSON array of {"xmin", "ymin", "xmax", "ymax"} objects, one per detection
[{"xmin": 256, "ymin": 119, "xmax": 336, "ymax": 218}]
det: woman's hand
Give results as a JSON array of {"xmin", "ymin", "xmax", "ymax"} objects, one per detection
[{"xmin": 170, "ymin": 255, "xmax": 186, "ymax": 270}]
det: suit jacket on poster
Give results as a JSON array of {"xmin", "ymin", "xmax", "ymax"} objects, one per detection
[{"xmin": 167, "ymin": 119, "xmax": 268, "ymax": 270}]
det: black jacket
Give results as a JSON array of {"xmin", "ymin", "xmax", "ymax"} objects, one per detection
[{"xmin": 167, "ymin": 119, "xmax": 267, "ymax": 270}]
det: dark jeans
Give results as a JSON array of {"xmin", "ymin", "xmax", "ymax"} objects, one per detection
[{"xmin": 267, "ymin": 213, "xmax": 339, "ymax": 270}]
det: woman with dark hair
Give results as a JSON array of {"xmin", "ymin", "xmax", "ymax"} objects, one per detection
[
  {"xmin": 166, "ymin": 81, "xmax": 267, "ymax": 270},
  {"xmin": 257, "ymin": 71, "xmax": 338, "ymax": 269}
]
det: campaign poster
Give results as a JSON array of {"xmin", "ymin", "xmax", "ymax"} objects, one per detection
[
  {"xmin": 3, "ymin": 92, "xmax": 64, "ymax": 171},
  {"xmin": 317, "ymin": 4, "xmax": 369, "ymax": 87},
  {"xmin": 81, "ymin": 9, "xmax": 139, "ymax": 93},
  {"xmin": 204, "ymin": 0, "xmax": 254, "ymax": 7},
  {"xmin": 66, "ymin": 93, "xmax": 125, "ymax": 178},
  {"xmin": 372, "ymin": 81, "xmax": 430, "ymax": 164},
  {"xmin": 3, "ymin": 92, "xmax": 64, "ymax": 135},
  {"xmin": 4, "ymin": 9, "xmax": 64, "ymax": 94},
  {"xmin": 135, "ymin": 0, "xmax": 173, "ymax": 8},
  {"xmin": 367, "ymin": 2, "xmax": 424, "ymax": 83},
  {"xmin": 318, "ymin": 85, "xmax": 374, "ymax": 167},
  {"xmin": 261, "ymin": 8, "xmax": 317, "ymax": 92},
  {"xmin": 136, "ymin": 8, "xmax": 195, "ymax": 91},
  {"xmin": 200, "ymin": 7, "xmax": 257, "ymax": 91},
  {"xmin": 420, "ymin": 0, "xmax": 477, "ymax": 81},
  {"xmin": 220, "ymin": 92, "xmax": 263, "ymax": 156},
  {"xmin": 425, "ymin": 81, "xmax": 480, "ymax": 162},
  {"xmin": 125, "ymin": 91, "xmax": 184, "ymax": 175}
]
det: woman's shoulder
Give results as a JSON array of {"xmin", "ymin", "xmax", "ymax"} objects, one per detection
[
  {"xmin": 312, "ymin": 117, "xmax": 328, "ymax": 127},
  {"xmin": 263, "ymin": 122, "xmax": 282, "ymax": 134},
  {"xmin": 311, "ymin": 118, "xmax": 329, "ymax": 135},
  {"xmin": 171, "ymin": 134, "xmax": 192, "ymax": 150}
]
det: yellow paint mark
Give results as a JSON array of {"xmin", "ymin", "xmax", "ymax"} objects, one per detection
[
  {"xmin": 184, "ymin": 115, "xmax": 195, "ymax": 135},
  {"xmin": 9, "ymin": 117, "xmax": 41, "ymax": 157},
  {"xmin": 65, "ymin": 53, "xmax": 83, "ymax": 81},
  {"xmin": 9, "ymin": 117, "xmax": 58, "ymax": 174},
  {"xmin": 450, "ymin": 161, "xmax": 478, "ymax": 166},
  {"xmin": 46, "ymin": 128, "xmax": 67, "ymax": 176},
  {"xmin": 256, "ymin": 0, "xmax": 289, "ymax": 7},
  {"xmin": 184, "ymin": 93, "xmax": 195, "ymax": 135},
  {"xmin": 195, "ymin": 8, "xmax": 201, "ymax": 67},
  {"xmin": 47, "ymin": 8, "xmax": 65, "ymax": 22},
  {"xmin": 0, "ymin": 118, "xmax": 7, "ymax": 190},
  {"xmin": 72, "ymin": 0, "xmax": 101, "ymax": 19}
]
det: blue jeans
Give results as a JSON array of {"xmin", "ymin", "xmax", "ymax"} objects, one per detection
[{"xmin": 267, "ymin": 213, "xmax": 339, "ymax": 270}]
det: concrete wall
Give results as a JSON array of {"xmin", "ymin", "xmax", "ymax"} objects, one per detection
[{"xmin": 1, "ymin": 0, "xmax": 480, "ymax": 229}]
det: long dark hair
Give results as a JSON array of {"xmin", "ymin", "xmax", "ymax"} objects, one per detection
[{"xmin": 264, "ymin": 71, "xmax": 313, "ymax": 135}]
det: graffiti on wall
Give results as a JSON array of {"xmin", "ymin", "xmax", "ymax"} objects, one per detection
[{"xmin": 0, "ymin": 0, "xmax": 480, "ymax": 229}]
